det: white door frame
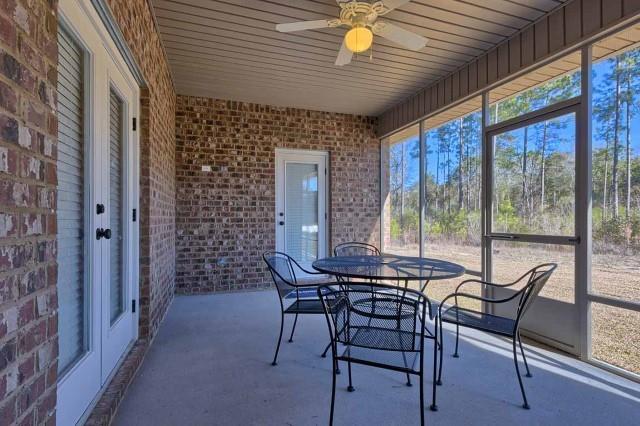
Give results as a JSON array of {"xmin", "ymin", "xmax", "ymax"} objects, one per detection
[
  {"xmin": 275, "ymin": 149, "xmax": 329, "ymax": 272},
  {"xmin": 57, "ymin": 0, "xmax": 139, "ymax": 424}
]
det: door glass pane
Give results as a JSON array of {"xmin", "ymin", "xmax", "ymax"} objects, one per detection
[
  {"xmin": 285, "ymin": 163, "xmax": 318, "ymax": 265},
  {"xmin": 57, "ymin": 26, "xmax": 88, "ymax": 374},
  {"xmin": 591, "ymin": 303, "xmax": 639, "ymax": 375},
  {"xmin": 591, "ymin": 44, "xmax": 640, "ymax": 303},
  {"xmin": 491, "ymin": 240, "xmax": 574, "ymax": 303},
  {"xmin": 492, "ymin": 112, "xmax": 576, "ymax": 235},
  {"xmin": 422, "ymin": 98, "xmax": 483, "ymax": 310},
  {"xmin": 109, "ymin": 88, "xmax": 125, "ymax": 324},
  {"xmin": 381, "ymin": 124, "xmax": 419, "ymax": 256}
]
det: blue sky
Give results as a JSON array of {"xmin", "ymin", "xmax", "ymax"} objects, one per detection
[{"xmin": 391, "ymin": 53, "xmax": 640, "ymax": 190}]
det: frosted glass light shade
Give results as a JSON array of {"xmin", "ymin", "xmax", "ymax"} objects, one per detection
[{"xmin": 345, "ymin": 27, "xmax": 373, "ymax": 53}]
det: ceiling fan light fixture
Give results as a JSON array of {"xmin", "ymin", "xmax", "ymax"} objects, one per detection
[{"xmin": 344, "ymin": 26, "xmax": 373, "ymax": 53}]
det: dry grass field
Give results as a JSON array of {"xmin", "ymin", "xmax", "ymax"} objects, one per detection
[{"xmin": 385, "ymin": 242, "xmax": 639, "ymax": 375}]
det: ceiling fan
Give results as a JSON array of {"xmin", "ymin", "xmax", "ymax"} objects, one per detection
[{"xmin": 275, "ymin": 0, "xmax": 428, "ymax": 66}]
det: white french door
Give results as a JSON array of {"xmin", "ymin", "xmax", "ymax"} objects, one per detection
[
  {"xmin": 56, "ymin": 1, "xmax": 139, "ymax": 424},
  {"xmin": 275, "ymin": 149, "xmax": 328, "ymax": 274}
]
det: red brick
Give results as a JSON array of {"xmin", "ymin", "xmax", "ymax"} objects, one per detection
[
  {"xmin": 17, "ymin": 298, "xmax": 35, "ymax": 327},
  {"xmin": 0, "ymin": 113, "xmax": 19, "ymax": 144},
  {"xmin": 0, "ymin": 79, "xmax": 18, "ymax": 114},
  {"xmin": 0, "ymin": 395, "xmax": 16, "ymax": 426},
  {"xmin": 36, "ymin": 390, "xmax": 55, "ymax": 423},
  {"xmin": 18, "ymin": 320, "xmax": 46, "ymax": 355},
  {"xmin": 0, "ymin": 212, "xmax": 19, "ymax": 238},
  {"xmin": 17, "ymin": 354, "xmax": 34, "ymax": 385}
]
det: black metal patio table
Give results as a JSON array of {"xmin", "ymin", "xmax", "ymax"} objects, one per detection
[{"xmin": 312, "ymin": 254, "xmax": 465, "ymax": 294}]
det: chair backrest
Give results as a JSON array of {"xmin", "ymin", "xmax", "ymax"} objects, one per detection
[
  {"xmin": 334, "ymin": 242, "xmax": 381, "ymax": 257},
  {"xmin": 515, "ymin": 263, "xmax": 558, "ymax": 322},
  {"xmin": 263, "ymin": 251, "xmax": 298, "ymax": 298},
  {"xmin": 318, "ymin": 283, "xmax": 427, "ymax": 352}
]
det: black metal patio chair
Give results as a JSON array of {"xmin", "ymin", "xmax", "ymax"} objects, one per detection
[
  {"xmin": 318, "ymin": 283, "xmax": 434, "ymax": 426},
  {"xmin": 434, "ymin": 263, "xmax": 557, "ymax": 410},
  {"xmin": 263, "ymin": 251, "xmax": 340, "ymax": 366},
  {"xmin": 333, "ymin": 241, "xmax": 381, "ymax": 257}
]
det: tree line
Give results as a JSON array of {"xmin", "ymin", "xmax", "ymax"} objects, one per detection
[{"xmin": 387, "ymin": 47, "xmax": 639, "ymax": 254}]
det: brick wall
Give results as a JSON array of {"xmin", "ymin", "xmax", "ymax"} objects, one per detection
[
  {"xmin": 105, "ymin": 0, "xmax": 176, "ymax": 338},
  {"xmin": 175, "ymin": 96, "xmax": 380, "ymax": 294},
  {"xmin": 0, "ymin": 0, "xmax": 59, "ymax": 425}
]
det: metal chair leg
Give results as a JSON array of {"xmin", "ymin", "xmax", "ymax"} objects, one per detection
[
  {"xmin": 321, "ymin": 341, "xmax": 331, "ymax": 358},
  {"xmin": 513, "ymin": 338, "xmax": 530, "ymax": 409},
  {"xmin": 272, "ymin": 311, "xmax": 284, "ymax": 366},
  {"xmin": 330, "ymin": 356, "xmax": 337, "ymax": 426},
  {"xmin": 347, "ymin": 360, "xmax": 355, "ymax": 392},
  {"xmin": 420, "ymin": 371, "xmax": 425, "ymax": 426},
  {"xmin": 453, "ymin": 323, "xmax": 460, "ymax": 358},
  {"xmin": 518, "ymin": 332, "xmax": 532, "ymax": 377},
  {"xmin": 437, "ymin": 317, "xmax": 444, "ymax": 385},
  {"xmin": 288, "ymin": 313, "xmax": 299, "ymax": 343},
  {"xmin": 430, "ymin": 318, "xmax": 439, "ymax": 411}
]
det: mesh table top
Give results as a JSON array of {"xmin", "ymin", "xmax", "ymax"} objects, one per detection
[{"xmin": 313, "ymin": 254, "xmax": 465, "ymax": 281}]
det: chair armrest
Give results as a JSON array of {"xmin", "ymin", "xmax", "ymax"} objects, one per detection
[
  {"xmin": 289, "ymin": 257, "xmax": 323, "ymax": 276},
  {"xmin": 455, "ymin": 278, "xmax": 523, "ymax": 293},
  {"xmin": 438, "ymin": 291, "xmax": 522, "ymax": 315}
]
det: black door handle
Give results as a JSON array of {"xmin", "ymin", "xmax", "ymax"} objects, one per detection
[
  {"xmin": 96, "ymin": 228, "xmax": 112, "ymax": 240},
  {"xmin": 279, "ymin": 221, "xmax": 285, "ymax": 226}
]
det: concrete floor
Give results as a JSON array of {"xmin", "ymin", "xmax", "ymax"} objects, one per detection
[{"xmin": 114, "ymin": 291, "xmax": 640, "ymax": 426}]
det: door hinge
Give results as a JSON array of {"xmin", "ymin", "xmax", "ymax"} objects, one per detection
[
  {"xmin": 132, "ymin": 208, "xmax": 137, "ymax": 222},
  {"xmin": 132, "ymin": 117, "xmax": 137, "ymax": 131},
  {"xmin": 132, "ymin": 299, "xmax": 136, "ymax": 313}
]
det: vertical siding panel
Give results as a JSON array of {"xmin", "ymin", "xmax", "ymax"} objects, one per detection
[
  {"xmin": 548, "ymin": 8, "xmax": 565, "ymax": 53},
  {"xmin": 603, "ymin": 0, "xmax": 623, "ymax": 25},
  {"xmin": 624, "ymin": 0, "xmax": 640, "ymax": 14},
  {"xmin": 468, "ymin": 61, "xmax": 478, "ymax": 92},
  {"xmin": 565, "ymin": 0, "xmax": 582, "ymax": 44},
  {"xmin": 534, "ymin": 17, "xmax": 549, "ymax": 60},
  {"xmin": 413, "ymin": 94, "xmax": 419, "ymax": 121},
  {"xmin": 497, "ymin": 42, "xmax": 509, "ymax": 79},
  {"xmin": 430, "ymin": 86, "xmax": 438, "ymax": 112},
  {"xmin": 509, "ymin": 35, "xmax": 521, "ymax": 74},
  {"xmin": 521, "ymin": 26, "xmax": 535, "ymax": 67},
  {"xmin": 437, "ymin": 80, "xmax": 445, "ymax": 108},
  {"xmin": 444, "ymin": 76, "xmax": 452, "ymax": 104},
  {"xmin": 424, "ymin": 88, "xmax": 431, "ymax": 115},
  {"xmin": 418, "ymin": 90, "xmax": 425, "ymax": 117},
  {"xmin": 582, "ymin": 0, "xmax": 602, "ymax": 36},
  {"xmin": 393, "ymin": 105, "xmax": 399, "ymax": 129},
  {"xmin": 477, "ymin": 55, "xmax": 487, "ymax": 87},
  {"xmin": 487, "ymin": 49, "xmax": 498, "ymax": 84},
  {"xmin": 452, "ymin": 71, "xmax": 460, "ymax": 100},
  {"xmin": 459, "ymin": 67, "xmax": 468, "ymax": 97},
  {"xmin": 402, "ymin": 102, "xmax": 408, "ymax": 125}
]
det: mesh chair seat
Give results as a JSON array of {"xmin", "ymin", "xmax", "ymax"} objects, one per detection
[
  {"xmin": 340, "ymin": 342, "xmax": 420, "ymax": 373},
  {"xmin": 440, "ymin": 306, "xmax": 516, "ymax": 336},
  {"xmin": 284, "ymin": 299, "xmax": 326, "ymax": 314}
]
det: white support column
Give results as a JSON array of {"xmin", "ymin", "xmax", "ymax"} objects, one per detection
[{"xmin": 577, "ymin": 45, "xmax": 593, "ymax": 361}]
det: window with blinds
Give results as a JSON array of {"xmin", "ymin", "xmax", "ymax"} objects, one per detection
[
  {"xmin": 109, "ymin": 88, "xmax": 125, "ymax": 324},
  {"xmin": 57, "ymin": 26, "xmax": 87, "ymax": 374}
]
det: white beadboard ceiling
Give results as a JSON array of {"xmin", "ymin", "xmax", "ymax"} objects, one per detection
[{"xmin": 152, "ymin": 0, "xmax": 569, "ymax": 115}]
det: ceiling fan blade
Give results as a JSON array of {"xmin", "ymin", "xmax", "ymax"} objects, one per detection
[
  {"xmin": 372, "ymin": 22, "xmax": 428, "ymax": 50},
  {"xmin": 381, "ymin": 0, "xmax": 411, "ymax": 12},
  {"xmin": 335, "ymin": 40, "xmax": 353, "ymax": 66},
  {"xmin": 276, "ymin": 20, "xmax": 331, "ymax": 32}
]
